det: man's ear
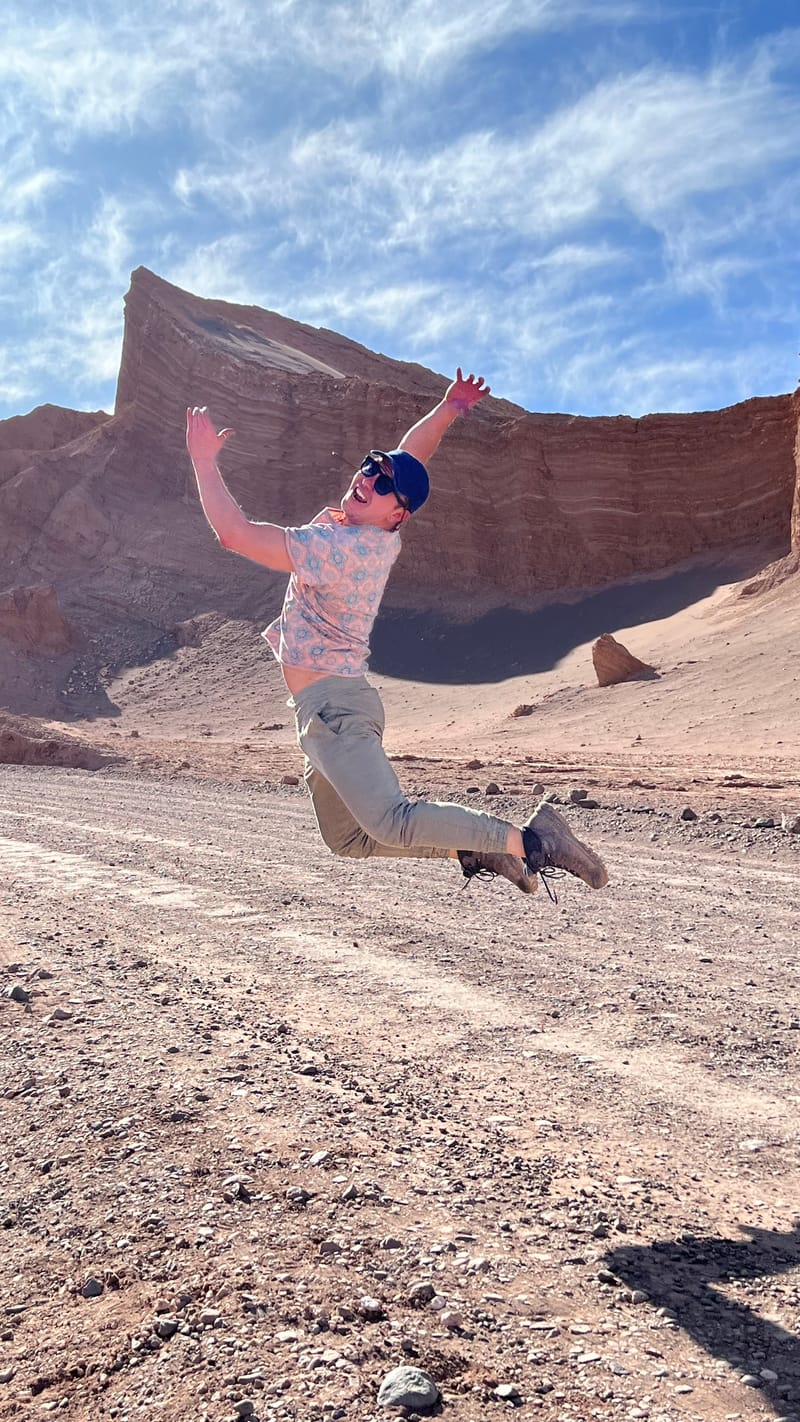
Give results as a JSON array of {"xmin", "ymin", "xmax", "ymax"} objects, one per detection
[{"xmin": 394, "ymin": 507, "xmax": 411, "ymax": 529}]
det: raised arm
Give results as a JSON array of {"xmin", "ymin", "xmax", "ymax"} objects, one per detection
[
  {"xmin": 399, "ymin": 368, "xmax": 490, "ymax": 464},
  {"xmin": 186, "ymin": 407, "xmax": 293, "ymax": 572}
]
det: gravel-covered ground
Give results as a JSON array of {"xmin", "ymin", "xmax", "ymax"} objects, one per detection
[{"xmin": 1, "ymin": 762, "xmax": 799, "ymax": 1422}]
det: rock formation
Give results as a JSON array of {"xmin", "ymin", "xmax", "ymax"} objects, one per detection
[
  {"xmin": 0, "ymin": 266, "xmax": 798, "ymax": 715},
  {"xmin": 0, "ymin": 711, "xmax": 110, "ymax": 769},
  {"xmin": 0, "ymin": 404, "xmax": 106, "ymax": 481},
  {"xmin": 0, "ymin": 584, "xmax": 75, "ymax": 654},
  {"xmin": 110, "ymin": 270, "xmax": 799, "ymax": 614},
  {"xmin": 592, "ymin": 634, "xmax": 656, "ymax": 687}
]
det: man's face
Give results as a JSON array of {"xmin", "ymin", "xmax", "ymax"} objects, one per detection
[{"xmin": 340, "ymin": 454, "xmax": 410, "ymax": 531}]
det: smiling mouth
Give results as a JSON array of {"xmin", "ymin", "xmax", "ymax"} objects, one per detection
[{"xmin": 352, "ymin": 485, "xmax": 368, "ymax": 504}]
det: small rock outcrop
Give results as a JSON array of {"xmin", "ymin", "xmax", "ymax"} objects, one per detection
[
  {"xmin": 592, "ymin": 633, "xmax": 656, "ymax": 687},
  {"xmin": 0, "ymin": 585, "xmax": 75, "ymax": 654},
  {"xmin": 0, "ymin": 711, "xmax": 109, "ymax": 769}
]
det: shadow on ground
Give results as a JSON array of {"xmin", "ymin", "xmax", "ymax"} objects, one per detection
[
  {"xmin": 606, "ymin": 1224, "xmax": 800, "ymax": 1416},
  {"xmin": 372, "ymin": 553, "xmax": 766, "ymax": 684}
]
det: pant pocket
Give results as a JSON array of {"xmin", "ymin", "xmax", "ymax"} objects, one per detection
[
  {"xmin": 299, "ymin": 710, "xmax": 339, "ymax": 747},
  {"xmin": 316, "ymin": 705, "xmax": 346, "ymax": 735}
]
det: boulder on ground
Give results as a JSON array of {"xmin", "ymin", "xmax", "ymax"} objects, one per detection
[
  {"xmin": 377, "ymin": 1365, "xmax": 439, "ymax": 1409},
  {"xmin": 592, "ymin": 633, "xmax": 656, "ymax": 688}
]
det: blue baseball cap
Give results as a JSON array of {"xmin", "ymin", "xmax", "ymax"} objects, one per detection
[{"xmin": 385, "ymin": 449, "xmax": 430, "ymax": 513}]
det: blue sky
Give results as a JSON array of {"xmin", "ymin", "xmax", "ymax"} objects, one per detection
[{"xmin": 2, "ymin": 1, "xmax": 799, "ymax": 420}]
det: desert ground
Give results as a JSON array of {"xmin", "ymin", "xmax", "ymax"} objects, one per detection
[{"xmin": 2, "ymin": 557, "xmax": 799, "ymax": 1422}]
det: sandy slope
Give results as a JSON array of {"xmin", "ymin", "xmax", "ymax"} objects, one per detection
[{"xmin": 62, "ymin": 552, "xmax": 800, "ymax": 797}]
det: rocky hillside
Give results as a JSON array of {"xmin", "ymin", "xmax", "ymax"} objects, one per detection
[{"xmin": 0, "ymin": 267, "xmax": 798, "ymax": 716}]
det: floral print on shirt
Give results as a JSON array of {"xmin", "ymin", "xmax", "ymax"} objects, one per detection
[{"xmin": 263, "ymin": 508, "xmax": 401, "ymax": 677}]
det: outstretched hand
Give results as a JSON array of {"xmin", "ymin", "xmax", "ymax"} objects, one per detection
[
  {"xmin": 186, "ymin": 406, "xmax": 235, "ymax": 463},
  {"xmin": 445, "ymin": 368, "xmax": 490, "ymax": 415}
]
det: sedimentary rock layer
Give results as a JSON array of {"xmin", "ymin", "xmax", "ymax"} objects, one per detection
[
  {"xmin": 111, "ymin": 269, "xmax": 797, "ymax": 615},
  {"xmin": 0, "ymin": 266, "xmax": 797, "ymax": 715}
]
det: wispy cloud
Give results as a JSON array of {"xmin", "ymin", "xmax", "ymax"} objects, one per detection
[
  {"xmin": 5, "ymin": 187, "xmax": 164, "ymax": 410},
  {"xmin": 3, "ymin": 15, "xmax": 177, "ymax": 137},
  {"xmin": 6, "ymin": 165, "xmax": 64, "ymax": 214},
  {"xmin": 557, "ymin": 341, "xmax": 794, "ymax": 416},
  {"xmin": 282, "ymin": 0, "xmax": 645, "ymax": 80},
  {"xmin": 175, "ymin": 38, "xmax": 800, "ymax": 248},
  {"xmin": 1, "ymin": 0, "xmax": 641, "ymax": 147},
  {"xmin": 164, "ymin": 235, "xmax": 263, "ymax": 306},
  {"xmin": 0, "ymin": 221, "xmax": 44, "ymax": 274},
  {"xmin": 2, "ymin": 3, "xmax": 800, "ymax": 419}
]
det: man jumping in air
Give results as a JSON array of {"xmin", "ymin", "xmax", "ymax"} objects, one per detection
[{"xmin": 186, "ymin": 370, "xmax": 608, "ymax": 897}]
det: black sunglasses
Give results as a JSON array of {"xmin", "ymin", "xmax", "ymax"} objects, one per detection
[{"xmin": 358, "ymin": 451, "xmax": 409, "ymax": 510}]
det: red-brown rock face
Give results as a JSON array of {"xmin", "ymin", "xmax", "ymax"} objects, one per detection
[
  {"xmin": 592, "ymin": 634, "xmax": 655, "ymax": 688},
  {"xmin": 0, "ymin": 585, "xmax": 75, "ymax": 653},
  {"xmin": 0, "ymin": 404, "xmax": 106, "ymax": 482},
  {"xmin": 0, "ymin": 711, "xmax": 109, "ymax": 768},
  {"xmin": 110, "ymin": 269, "xmax": 797, "ymax": 616},
  {"xmin": 0, "ymin": 266, "xmax": 798, "ymax": 715}
]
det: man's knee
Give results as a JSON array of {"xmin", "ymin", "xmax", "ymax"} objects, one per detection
[
  {"xmin": 317, "ymin": 821, "xmax": 375, "ymax": 859},
  {"xmin": 315, "ymin": 798, "xmax": 411, "ymax": 856},
  {"xmin": 355, "ymin": 797, "xmax": 413, "ymax": 849},
  {"xmin": 304, "ymin": 768, "xmax": 376, "ymax": 858}
]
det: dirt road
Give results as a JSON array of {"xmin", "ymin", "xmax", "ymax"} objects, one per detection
[{"xmin": 1, "ymin": 765, "xmax": 799, "ymax": 1422}]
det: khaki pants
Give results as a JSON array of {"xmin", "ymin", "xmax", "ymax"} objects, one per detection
[{"xmin": 292, "ymin": 675, "xmax": 511, "ymax": 859}]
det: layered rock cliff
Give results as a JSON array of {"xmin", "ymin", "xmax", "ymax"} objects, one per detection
[
  {"xmin": 112, "ymin": 269, "xmax": 797, "ymax": 613},
  {"xmin": 0, "ymin": 266, "xmax": 798, "ymax": 714}
]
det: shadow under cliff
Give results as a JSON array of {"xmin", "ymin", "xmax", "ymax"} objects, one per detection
[
  {"xmin": 605, "ymin": 1224, "xmax": 800, "ymax": 1416},
  {"xmin": 372, "ymin": 551, "xmax": 771, "ymax": 684}
]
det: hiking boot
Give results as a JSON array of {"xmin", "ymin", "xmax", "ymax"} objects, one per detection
[
  {"xmin": 457, "ymin": 849, "xmax": 537, "ymax": 894},
  {"xmin": 522, "ymin": 800, "xmax": 608, "ymax": 890}
]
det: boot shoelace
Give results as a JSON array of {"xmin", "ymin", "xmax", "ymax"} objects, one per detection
[
  {"xmin": 537, "ymin": 863, "xmax": 564, "ymax": 903},
  {"xmin": 459, "ymin": 859, "xmax": 499, "ymax": 888},
  {"xmin": 459, "ymin": 855, "xmax": 564, "ymax": 902}
]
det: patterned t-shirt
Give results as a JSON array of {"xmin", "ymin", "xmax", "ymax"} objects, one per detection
[{"xmin": 262, "ymin": 508, "xmax": 401, "ymax": 677}]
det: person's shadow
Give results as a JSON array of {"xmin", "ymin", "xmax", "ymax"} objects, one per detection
[{"xmin": 605, "ymin": 1224, "xmax": 800, "ymax": 1415}]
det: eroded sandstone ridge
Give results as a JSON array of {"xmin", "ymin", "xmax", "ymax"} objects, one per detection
[{"xmin": 0, "ymin": 266, "xmax": 798, "ymax": 714}]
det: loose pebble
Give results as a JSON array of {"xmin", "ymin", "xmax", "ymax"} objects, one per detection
[{"xmin": 4, "ymin": 983, "xmax": 31, "ymax": 1004}]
